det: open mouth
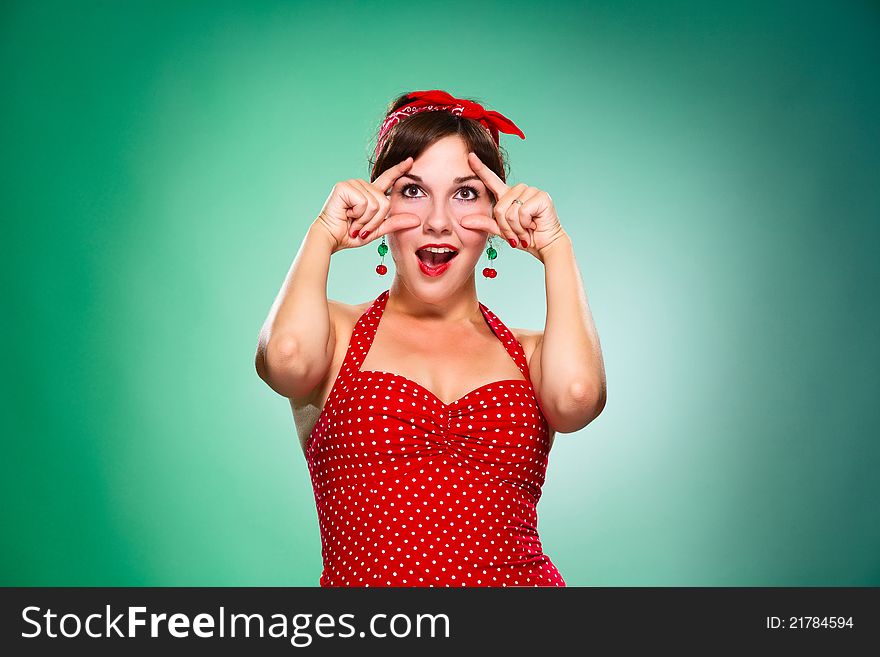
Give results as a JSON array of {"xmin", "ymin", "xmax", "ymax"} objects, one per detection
[{"xmin": 415, "ymin": 247, "xmax": 459, "ymax": 269}]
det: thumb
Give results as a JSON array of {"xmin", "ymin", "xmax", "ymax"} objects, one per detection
[
  {"xmin": 459, "ymin": 213, "xmax": 495, "ymax": 232},
  {"xmin": 378, "ymin": 212, "xmax": 422, "ymax": 237}
]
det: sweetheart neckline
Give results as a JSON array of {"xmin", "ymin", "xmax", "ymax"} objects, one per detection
[{"xmin": 358, "ymin": 369, "xmax": 531, "ymax": 408}]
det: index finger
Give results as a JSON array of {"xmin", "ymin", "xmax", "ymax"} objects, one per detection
[
  {"xmin": 467, "ymin": 151, "xmax": 508, "ymax": 201},
  {"xmin": 373, "ymin": 156, "xmax": 414, "ymax": 194}
]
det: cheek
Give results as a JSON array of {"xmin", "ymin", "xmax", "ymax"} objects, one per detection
[
  {"xmin": 387, "ymin": 233, "xmax": 401, "ymax": 254},
  {"xmin": 459, "ymin": 192, "xmax": 492, "ymax": 213},
  {"xmin": 454, "ymin": 233, "xmax": 490, "ymax": 264},
  {"xmin": 386, "ymin": 232, "xmax": 415, "ymax": 263},
  {"xmin": 387, "ymin": 192, "xmax": 404, "ymax": 210}
]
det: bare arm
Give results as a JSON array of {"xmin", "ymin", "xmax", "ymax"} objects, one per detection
[
  {"xmin": 458, "ymin": 152, "xmax": 605, "ymax": 434},
  {"xmin": 255, "ymin": 157, "xmax": 423, "ymax": 399},
  {"xmin": 254, "ymin": 157, "xmax": 421, "ymax": 398},
  {"xmin": 534, "ymin": 231, "xmax": 606, "ymax": 432},
  {"xmin": 255, "ymin": 223, "xmax": 339, "ymax": 399}
]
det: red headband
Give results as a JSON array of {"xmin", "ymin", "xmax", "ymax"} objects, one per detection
[{"xmin": 374, "ymin": 89, "xmax": 525, "ymax": 160}]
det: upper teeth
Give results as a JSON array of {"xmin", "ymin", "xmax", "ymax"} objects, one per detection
[{"xmin": 423, "ymin": 247, "xmax": 454, "ymax": 253}]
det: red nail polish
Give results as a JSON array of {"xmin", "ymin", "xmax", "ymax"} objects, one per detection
[
  {"xmin": 508, "ymin": 238, "xmax": 517, "ymax": 248},
  {"xmin": 350, "ymin": 229, "xmax": 358, "ymax": 237},
  {"xmin": 520, "ymin": 239, "xmax": 527, "ymax": 248},
  {"xmin": 360, "ymin": 230, "xmax": 370, "ymax": 238}
]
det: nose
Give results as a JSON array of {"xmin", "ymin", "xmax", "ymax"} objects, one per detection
[{"xmin": 423, "ymin": 199, "xmax": 455, "ymax": 235}]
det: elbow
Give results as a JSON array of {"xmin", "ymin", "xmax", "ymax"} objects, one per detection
[
  {"xmin": 256, "ymin": 334, "xmax": 296, "ymax": 378},
  {"xmin": 267, "ymin": 333, "xmax": 300, "ymax": 365},
  {"xmin": 254, "ymin": 335, "xmax": 315, "ymax": 398},
  {"xmin": 573, "ymin": 378, "xmax": 606, "ymax": 420},
  {"xmin": 551, "ymin": 379, "xmax": 605, "ymax": 433}
]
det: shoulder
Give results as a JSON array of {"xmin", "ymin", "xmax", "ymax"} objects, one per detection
[
  {"xmin": 509, "ymin": 327, "xmax": 543, "ymax": 363},
  {"xmin": 303, "ymin": 297, "xmax": 373, "ymax": 407},
  {"xmin": 510, "ymin": 326, "xmax": 543, "ymax": 346},
  {"xmin": 327, "ymin": 297, "xmax": 373, "ymax": 333}
]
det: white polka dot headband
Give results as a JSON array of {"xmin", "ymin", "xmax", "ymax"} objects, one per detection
[{"xmin": 374, "ymin": 89, "xmax": 525, "ymax": 161}]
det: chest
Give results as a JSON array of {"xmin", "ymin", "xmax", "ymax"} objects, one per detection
[{"xmin": 358, "ymin": 319, "xmax": 527, "ymax": 406}]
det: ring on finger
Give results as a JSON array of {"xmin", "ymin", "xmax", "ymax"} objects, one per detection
[{"xmin": 505, "ymin": 200, "xmax": 526, "ymax": 246}]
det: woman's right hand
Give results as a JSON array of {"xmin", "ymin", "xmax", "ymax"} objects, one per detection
[{"xmin": 314, "ymin": 157, "xmax": 422, "ymax": 253}]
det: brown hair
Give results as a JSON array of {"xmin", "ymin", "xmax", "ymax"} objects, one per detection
[{"xmin": 369, "ymin": 91, "xmax": 510, "ymax": 201}]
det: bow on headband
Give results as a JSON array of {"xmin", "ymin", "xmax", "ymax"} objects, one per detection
[{"xmin": 374, "ymin": 89, "xmax": 525, "ymax": 160}]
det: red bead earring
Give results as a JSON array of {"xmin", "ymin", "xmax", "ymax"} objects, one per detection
[
  {"xmin": 482, "ymin": 235, "xmax": 498, "ymax": 278},
  {"xmin": 376, "ymin": 235, "xmax": 388, "ymax": 275}
]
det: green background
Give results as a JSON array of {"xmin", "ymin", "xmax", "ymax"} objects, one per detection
[{"xmin": 2, "ymin": 0, "xmax": 878, "ymax": 586}]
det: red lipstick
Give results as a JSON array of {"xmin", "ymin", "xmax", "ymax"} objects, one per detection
[{"xmin": 415, "ymin": 243, "xmax": 459, "ymax": 277}]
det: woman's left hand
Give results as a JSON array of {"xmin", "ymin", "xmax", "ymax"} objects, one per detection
[{"xmin": 460, "ymin": 151, "xmax": 567, "ymax": 261}]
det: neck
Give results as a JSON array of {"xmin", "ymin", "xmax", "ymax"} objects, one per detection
[{"xmin": 387, "ymin": 276, "xmax": 482, "ymax": 325}]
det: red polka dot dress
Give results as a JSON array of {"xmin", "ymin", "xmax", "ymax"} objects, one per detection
[{"xmin": 305, "ymin": 289, "xmax": 565, "ymax": 587}]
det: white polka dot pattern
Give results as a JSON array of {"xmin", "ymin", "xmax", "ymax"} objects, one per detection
[{"xmin": 305, "ymin": 289, "xmax": 565, "ymax": 587}]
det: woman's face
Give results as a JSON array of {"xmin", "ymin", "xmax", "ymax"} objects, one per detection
[{"xmin": 385, "ymin": 134, "xmax": 495, "ymax": 294}]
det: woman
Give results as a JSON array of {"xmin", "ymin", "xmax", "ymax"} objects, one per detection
[{"xmin": 255, "ymin": 89, "xmax": 606, "ymax": 587}]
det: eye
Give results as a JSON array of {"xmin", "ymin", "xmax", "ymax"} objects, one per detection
[
  {"xmin": 399, "ymin": 183, "xmax": 481, "ymax": 202},
  {"xmin": 456, "ymin": 186, "xmax": 481, "ymax": 202},
  {"xmin": 401, "ymin": 183, "xmax": 423, "ymax": 199}
]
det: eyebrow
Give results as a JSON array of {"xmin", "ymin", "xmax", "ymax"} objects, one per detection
[{"xmin": 399, "ymin": 173, "xmax": 482, "ymax": 185}]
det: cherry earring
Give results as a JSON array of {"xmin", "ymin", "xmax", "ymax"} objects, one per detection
[
  {"xmin": 376, "ymin": 235, "xmax": 388, "ymax": 275},
  {"xmin": 482, "ymin": 235, "xmax": 498, "ymax": 278}
]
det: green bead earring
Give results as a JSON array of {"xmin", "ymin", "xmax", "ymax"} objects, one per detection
[
  {"xmin": 376, "ymin": 235, "xmax": 389, "ymax": 275},
  {"xmin": 482, "ymin": 235, "xmax": 498, "ymax": 278}
]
